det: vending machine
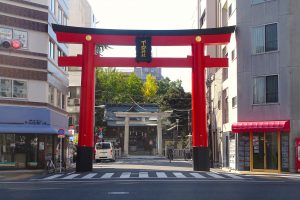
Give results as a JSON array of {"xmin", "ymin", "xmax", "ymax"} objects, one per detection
[{"xmin": 296, "ymin": 138, "xmax": 300, "ymax": 173}]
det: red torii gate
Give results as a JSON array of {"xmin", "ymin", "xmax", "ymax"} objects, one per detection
[{"xmin": 52, "ymin": 24, "xmax": 235, "ymax": 172}]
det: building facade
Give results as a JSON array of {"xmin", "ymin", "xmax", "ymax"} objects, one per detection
[
  {"xmin": 202, "ymin": 0, "xmax": 300, "ymax": 173},
  {"xmin": 67, "ymin": 0, "xmax": 95, "ymax": 133},
  {"xmin": 0, "ymin": 0, "xmax": 69, "ymax": 169}
]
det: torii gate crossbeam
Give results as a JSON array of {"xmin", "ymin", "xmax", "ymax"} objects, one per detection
[{"xmin": 53, "ymin": 24, "xmax": 235, "ymax": 172}]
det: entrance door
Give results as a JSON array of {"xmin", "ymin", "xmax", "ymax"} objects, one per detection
[{"xmin": 252, "ymin": 132, "xmax": 278, "ymax": 171}]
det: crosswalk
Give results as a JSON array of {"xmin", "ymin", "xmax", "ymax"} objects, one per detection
[{"xmin": 40, "ymin": 171, "xmax": 246, "ymax": 181}]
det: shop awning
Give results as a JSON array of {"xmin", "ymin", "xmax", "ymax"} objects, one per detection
[
  {"xmin": 232, "ymin": 120, "xmax": 290, "ymax": 133},
  {"xmin": 0, "ymin": 124, "xmax": 71, "ymax": 135}
]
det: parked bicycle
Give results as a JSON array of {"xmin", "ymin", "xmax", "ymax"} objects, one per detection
[{"xmin": 46, "ymin": 159, "xmax": 56, "ymax": 173}]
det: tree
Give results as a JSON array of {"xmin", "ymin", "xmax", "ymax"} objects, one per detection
[
  {"xmin": 126, "ymin": 73, "xmax": 144, "ymax": 103},
  {"xmin": 143, "ymin": 73, "xmax": 158, "ymax": 102}
]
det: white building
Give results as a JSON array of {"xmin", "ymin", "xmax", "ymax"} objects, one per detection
[
  {"xmin": 0, "ymin": 0, "xmax": 69, "ymax": 169},
  {"xmin": 201, "ymin": 0, "xmax": 299, "ymax": 173}
]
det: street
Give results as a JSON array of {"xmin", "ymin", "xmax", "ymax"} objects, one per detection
[{"xmin": 1, "ymin": 157, "xmax": 300, "ymax": 200}]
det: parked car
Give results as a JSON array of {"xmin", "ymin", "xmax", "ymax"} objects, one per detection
[{"xmin": 95, "ymin": 142, "xmax": 115, "ymax": 162}]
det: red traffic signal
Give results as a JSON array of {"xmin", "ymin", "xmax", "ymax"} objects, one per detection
[
  {"xmin": 0, "ymin": 39, "xmax": 22, "ymax": 49},
  {"xmin": 11, "ymin": 39, "xmax": 22, "ymax": 49}
]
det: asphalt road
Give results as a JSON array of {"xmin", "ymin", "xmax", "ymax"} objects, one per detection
[{"xmin": 1, "ymin": 157, "xmax": 300, "ymax": 200}]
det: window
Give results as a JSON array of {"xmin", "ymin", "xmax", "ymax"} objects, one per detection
[
  {"xmin": 13, "ymin": 80, "xmax": 27, "ymax": 98},
  {"xmin": 200, "ymin": 10, "xmax": 206, "ymax": 28},
  {"xmin": 50, "ymin": 0, "xmax": 55, "ymax": 14},
  {"xmin": 57, "ymin": 90, "xmax": 61, "ymax": 108},
  {"xmin": 252, "ymin": 23, "xmax": 278, "ymax": 54},
  {"xmin": 252, "ymin": 0, "xmax": 270, "ymax": 5},
  {"xmin": 0, "ymin": 79, "xmax": 12, "ymax": 97},
  {"xmin": 232, "ymin": 96, "xmax": 237, "ymax": 108},
  {"xmin": 228, "ymin": 4, "xmax": 233, "ymax": 17},
  {"xmin": 48, "ymin": 85, "xmax": 55, "ymax": 104},
  {"xmin": 0, "ymin": 79, "xmax": 27, "ymax": 98},
  {"xmin": 0, "ymin": 27, "xmax": 28, "ymax": 48},
  {"xmin": 223, "ymin": 68, "xmax": 228, "ymax": 82},
  {"xmin": 62, "ymin": 94, "xmax": 65, "ymax": 109},
  {"xmin": 58, "ymin": 6, "xmax": 63, "ymax": 24},
  {"xmin": 49, "ymin": 40, "xmax": 55, "ymax": 60},
  {"xmin": 253, "ymin": 75, "xmax": 278, "ymax": 104},
  {"xmin": 222, "ymin": 89, "xmax": 229, "ymax": 124},
  {"xmin": 231, "ymin": 49, "xmax": 236, "ymax": 61}
]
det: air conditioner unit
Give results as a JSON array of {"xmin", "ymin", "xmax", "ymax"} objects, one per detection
[
  {"xmin": 74, "ymin": 98, "xmax": 80, "ymax": 105},
  {"xmin": 67, "ymin": 98, "xmax": 74, "ymax": 105}
]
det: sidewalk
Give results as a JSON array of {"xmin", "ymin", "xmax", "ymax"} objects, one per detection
[
  {"xmin": 0, "ymin": 169, "xmax": 45, "ymax": 181},
  {"xmin": 211, "ymin": 167, "xmax": 300, "ymax": 178}
]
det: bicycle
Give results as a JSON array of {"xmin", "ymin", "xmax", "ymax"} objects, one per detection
[
  {"xmin": 167, "ymin": 148, "xmax": 174, "ymax": 163},
  {"xmin": 46, "ymin": 159, "xmax": 56, "ymax": 173}
]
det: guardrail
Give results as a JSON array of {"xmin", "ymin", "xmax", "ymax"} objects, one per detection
[
  {"xmin": 114, "ymin": 148, "xmax": 122, "ymax": 158},
  {"xmin": 164, "ymin": 149, "xmax": 192, "ymax": 159}
]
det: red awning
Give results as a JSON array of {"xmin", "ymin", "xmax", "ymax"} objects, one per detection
[{"xmin": 232, "ymin": 120, "xmax": 290, "ymax": 133}]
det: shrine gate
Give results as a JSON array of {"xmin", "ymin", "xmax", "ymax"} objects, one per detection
[{"xmin": 52, "ymin": 24, "xmax": 235, "ymax": 172}]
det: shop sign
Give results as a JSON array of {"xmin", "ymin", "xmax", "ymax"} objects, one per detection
[{"xmin": 39, "ymin": 142, "xmax": 45, "ymax": 150}]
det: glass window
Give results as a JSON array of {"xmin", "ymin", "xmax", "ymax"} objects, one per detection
[
  {"xmin": 252, "ymin": 26, "xmax": 265, "ymax": 54},
  {"xmin": 50, "ymin": 0, "xmax": 55, "ymax": 14},
  {"xmin": 49, "ymin": 40, "xmax": 55, "ymax": 60},
  {"xmin": 252, "ymin": 0, "xmax": 265, "ymax": 4},
  {"xmin": 0, "ymin": 79, "xmax": 12, "ymax": 97},
  {"xmin": 48, "ymin": 85, "xmax": 55, "ymax": 104},
  {"xmin": 232, "ymin": 96, "xmax": 237, "ymax": 108},
  {"xmin": 265, "ymin": 24, "xmax": 278, "ymax": 52},
  {"xmin": 62, "ymin": 94, "xmax": 65, "ymax": 109},
  {"xmin": 57, "ymin": 90, "xmax": 61, "ymax": 108},
  {"xmin": 252, "ymin": 23, "xmax": 277, "ymax": 54},
  {"xmin": 254, "ymin": 75, "xmax": 278, "ymax": 104},
  {"xmin": 58, "ymin": 6, "xmax": 63, "ymax": 24},
  {"xmin": 13, "ymin": 80, "xmax": 27, "ymax": 98},
  {"xmin": 228, "ymin": 4, "xmax": 232, "ymax": 17},
  {"xmin": 253, "ymin": 76, "xmax": 266, "ymax": 104}
]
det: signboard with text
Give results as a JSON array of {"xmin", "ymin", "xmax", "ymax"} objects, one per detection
[{"xmin": 136, "ymin": 36, "xmax": 152, "ymax": 63}]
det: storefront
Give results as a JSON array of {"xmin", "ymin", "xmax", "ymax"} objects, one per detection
[
  {"xmin": 232, "ymin": 120, "xmax": 290, "ymax": 173},
  {"xmin": 0, "ymin": 106, "xmax": 70, "ymax": 169}
]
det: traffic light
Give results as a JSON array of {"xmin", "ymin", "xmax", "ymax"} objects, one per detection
[{"xmin": 0, "ymin": 39, "xmax": 22, "ymax": 49}]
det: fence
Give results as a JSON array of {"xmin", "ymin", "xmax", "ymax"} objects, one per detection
[{"xmin": 164, "ymin": 148, "xmax": 192, "ymax": 159}]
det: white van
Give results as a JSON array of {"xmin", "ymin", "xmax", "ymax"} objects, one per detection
[{"xmin": 95, "ymin": 142, "xmax": 115, "ymax": 162}]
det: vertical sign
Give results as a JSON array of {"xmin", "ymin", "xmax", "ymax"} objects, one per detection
[{"xmin": 136, "ymin": 36, "xmax": 152, "ymax": 63}]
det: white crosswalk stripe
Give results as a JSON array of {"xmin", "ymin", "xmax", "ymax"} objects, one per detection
[
  {"xmin": 139, "ymin": 172, "xmax": 149, "ymax": 178},
  {"xmin": 206, "ymin": 172, "xmax": 225, "ymax": 179},
  {"xmin": 156, "ymin": 172, "xmax": 168, "ymax": 178},
  {"xmin": 190, "ymin": 173, "xmax": 205, "ymax": 179},
  {"xmin": 173, "ymin": 172, "xmax": 186, "ymax": 178},
  {"xmin": 82, "ymin": 173, "xmax": 97, "ymax": 179},
  {"xmin": 62, "ymin": 174, "xmax": 80, "ymax": 179},
  {"xmin": 41, "ymin": 171, "xmax": 245, "ymax": 180},
  {"xmin": 120, "ymin": 172, "xmax": 131, "ymax": 178},
  {"xmin": 43, "ymin": 174, "xmax": 64, "ymax": 180},
  {"xmin": 225, "ymin": 174, "xmax": 244, "ymax": 179}
]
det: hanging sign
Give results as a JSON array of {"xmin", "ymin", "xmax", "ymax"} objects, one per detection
[{"xmin": 136, "ymin": 36, "xmax": 152, "ymax": 63}]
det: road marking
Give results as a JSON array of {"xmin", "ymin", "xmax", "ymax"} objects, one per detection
[
  {"xmin": 108, "ymin": 192, "xmax": 129, "ymax": 195},
  {"xmin": 173, "ymin": 172, "xmax": 186, "ymax": 178},
  {"xmin": 156, "ymin": 172, "xmax": 168, "ymax": 178},
  {"xmin": 82, "ymin": 173, "xmax": 97, "ymax": 179},
  {"xmin": 62, "ymin": 174, "xmax": 80, "ymax": 179},
  {"xmin": 206, "ymin": 172, "xmax": 225, "ymax": 179},
  {"xmin": 139, "ymin": 172, "xmax": 149, "ymax": 178},
  {"xmin": 225, "ymin": 174, "xmax": 244, "ymax": 179},
  {"xmin": 43, "ymin": 174, "xmax": 64, "ymax": 180},
  {"xmin": 190, "ymin": 173, "xmax": 205, "ymax": 179},
  {"xmin": 120, "ymin": 172, "xmax": 131, "ymax": 178},
  {"xmin": 101, "ymin": 173, "xmax": 114, "ymax": 179}
]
